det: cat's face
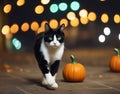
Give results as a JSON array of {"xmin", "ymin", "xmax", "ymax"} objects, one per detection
[{"xmin": 44, "ymin": 24, "xmax": 65, "ymax": 48}]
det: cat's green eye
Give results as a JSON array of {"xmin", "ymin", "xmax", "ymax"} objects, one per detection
[
  {"xmin": 48, "ymin": 37, "xmax": 53, "ymax": 40},
  {"xmin": 57, "ymin": 37, "xmax": 62, "ymax": 40}
]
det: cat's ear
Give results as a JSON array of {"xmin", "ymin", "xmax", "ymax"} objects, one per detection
[
  {"xmin": 59, "ymin": 24, "xmax": 65, "ymax": 31},
  {"xmin": 45, "ymin": 23, "xmax": 50, "ymax": 31}
]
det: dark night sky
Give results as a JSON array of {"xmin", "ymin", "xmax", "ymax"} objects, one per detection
[{"xmin": 3, "ymin": 0, "xmax": 120, "ymax": 25}]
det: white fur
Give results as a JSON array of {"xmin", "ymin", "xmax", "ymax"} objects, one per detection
[
  {"xmin": 40, "ymin": 35, "xmax": 64, "ymax": 64},
  {"xmin": 40, "ymin": 35, "xmax": 64, "ymax": 89},
  {"xmin": 50, "ymin": 35, "xmax": 61, "ymax": 47}
]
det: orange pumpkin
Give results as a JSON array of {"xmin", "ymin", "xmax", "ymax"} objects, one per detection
[
  {"xmin": 109, "ymin": 48, "xmax": 120, "ymax": 72},
  {"xmin": 63, "ymin": 55, "xmax": 86, "ymax": 82}
]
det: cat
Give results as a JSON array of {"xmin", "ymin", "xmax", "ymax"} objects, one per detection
[{"xmin": 34, "ymin": 23, "xmax": 65, "ymax": 89}]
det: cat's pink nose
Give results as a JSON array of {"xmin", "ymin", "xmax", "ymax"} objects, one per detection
[{"xmin": 53, "ymin": 41, "xmax": 57, "ymax": 44}]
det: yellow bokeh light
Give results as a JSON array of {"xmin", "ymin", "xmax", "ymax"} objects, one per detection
[
  {"xmin": 41, "ymin": 20, "xmax": 48, "ymax": 27},
  {"xmin": 21, "ymin": 22, "xmax": 29, "ymax": 32},
  {"xmin": 49, "ymin": 19, "xmax": 58, "ymax": 29},
  {"xmin": 41, "ymin": 0, "xmax": 50, "ymax": 5},
  {"xmin": 101, "ymin": 13, "xmax": 109, "ymax": 23},
  {"xmin": 67, "ymin": 12, "xmax": 76, "ymax": 20},
  {"xmin": 1, "ymin": 25, "xmax": 10, "ymax": 35},
  {"xmin": 60, "ymin": 18, "xmax": 68, "ymax": 27},
  {"xmin": 10, "ymin": 24, "xmax": 19, "ymax": 34},
  {"xmin": 35, "ymin": 5, "xmax": 44, "ymax": 14},
  {"xmin": 37, "ymin": 20, "xmax": 48, "ymax": 34},
  {"xmin": 114, "ymin": 14, "xmax": 120, "ymax": 24},
  {"xmin": 31, "ymin": 21, "xmax": 39, "ymax": 31},
  {"xmin": 70, "ymin": 17, "xmax": 79, "ymax": 27},
  {"xmin": 80, "ymin": 17, "xmax": 89, "ymax": 25},
  {"xmin": 37, "ymin": 26, "xmax": 45, "ymax": 34},
  {"xmin": 79, "ymin": 9, "xmax": 88, "ymax": 18},
  {"xmin": 88, "ymin": 12, "xmax": 97, "ymax": 21},
  {"xmin": 3, "ymin": 4, "xmax": 12, "ymax": 14},
  {"xmin": 17, "ymin": 0, "xmax": 25, "ymax": 6}
]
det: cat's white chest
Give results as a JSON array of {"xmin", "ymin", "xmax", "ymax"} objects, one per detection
[{"xmin": 40, "ymin": 39, "xmax": 64, "ymax": 64}]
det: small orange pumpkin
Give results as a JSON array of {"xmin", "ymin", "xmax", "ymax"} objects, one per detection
[
  {"xmin": 63, "ymin": 55, "xmax": 86, "ymax": 82},
  {"xmin": 109, "ymin": 48, "xmax": 120, "ymax": 72}
]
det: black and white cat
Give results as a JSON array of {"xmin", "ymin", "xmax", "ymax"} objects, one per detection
[{"xmin": 34, "ymin": 23, "xmax": 65, "ymax": 89}]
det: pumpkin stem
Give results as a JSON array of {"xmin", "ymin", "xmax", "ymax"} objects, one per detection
[
  {"xmin": 70, "ymin": 55, "xmax": 77, "ymax": 64},
  {"xmin": 114, "ymin": 48, "xmax": 120, "ymax": 56}
]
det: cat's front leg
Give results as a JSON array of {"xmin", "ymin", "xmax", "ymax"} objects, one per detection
[
  {"xmin": 45, "ymin": 60, "xmax": 60, "ymax": 89},
  {"xmin": 45, "ymin": 72, "xmax": 58, "ymax": 89}
]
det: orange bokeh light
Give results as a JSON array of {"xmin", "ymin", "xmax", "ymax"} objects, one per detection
[
  {"xmin": 31, "ymin": 21, "xmax": 39, "ymax": 31},
  {"xmin": 21, "ymin": 22, "xmax": 29, "ymax": 32},
  {"xmin": 114, "ymin": 14, "xmax": 120, "ymax": 24},
  {"xmin": 49, "ymin": 19, "xmax": 58, "ymax": 29},
  {"xmin": 16, "ymin": 0, "xmax": 25, "ymax": 6},
  {"xmin": 70, "ymin": 17, "xmax": 79, "ymax": 27},
  {"xmin": 101, "ymin": 13, "xmax": 109, "ymax": 23},
  {"xmin": 3, "ymin": 4, "xmax": 12, "ymax": 14},
  {"xmin": 35, "ymin": 5, "xmax": 44, "ymax": 14},
  {"xmin": 10, "ymin": 24, "xmax": 19, "ymax": 34}
]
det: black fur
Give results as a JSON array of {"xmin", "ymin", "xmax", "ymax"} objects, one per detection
[{"xmin": 34, "ymin": 24, "xmax": 65, "ymax": 77}]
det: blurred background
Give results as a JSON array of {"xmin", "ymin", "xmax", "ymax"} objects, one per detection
[{"xmin": 0, "ymin": 0, "xmax": 120, "ymax": 53}]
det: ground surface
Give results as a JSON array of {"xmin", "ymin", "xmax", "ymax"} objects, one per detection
[{"xmin": 0, "ymin": 48, "xmax": 120, "ymax": 94}]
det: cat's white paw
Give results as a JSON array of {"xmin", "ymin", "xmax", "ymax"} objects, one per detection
[
  {"xmin": 41, "ymin": 78, "xmax": 49, "ymax": 86},
  {"xmin": 48, "ymin": 82, "xmax": 58, "ymax": 90},
  {"xmin": 51, "ymin": 82, "xmax": 58, "ymax": 88}
]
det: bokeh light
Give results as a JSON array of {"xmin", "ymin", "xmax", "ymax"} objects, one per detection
[
  {"xmin": 70, "ymin": 17, "xmax": 79, "ymax": 27},
  {"xmin": 50, "ymin": 4, "xmax": 58, "ymax": 13},
  {"xmin": 35, "ymin": 5, "xmax": 44, "ymax": 14},
  {"xmin": 101, "ymin": 13, "xmax": 109, "ymax": 23},
  {"xmin": 41, "ymin": 0, "xmax": 50, "ymax": 5},
  {"xmin": 10, "ymin": 24, "xmax": 19, "ymax": 34},
  {"xmin": 21, "ymin": 22, "xmax": 29, "ymax": 32},
  {"xmin": 98, "ymin": 34, "xmax": 106, "ymax": 43},
  {"xmin": 37, "ymin": 20, "xmax": 48, "ymax": 34},
  {"xmin": 59, "ymin": 2, "xmax": 68, "ymax": 11},
  {"xmin": 16, "ymin": 0, "xmax": 25, "ymax": 6},
  {"xmin": 31, "ymin": 21, "xmax": 39, "ymax": 31},
  {"xmin": 12, "ymin": 38, "xmax": 22, "ymax": 50},
  {"xmin": 80, "ymin": 17, "xmax": 89, "ymax": 24},
  {"xmin": 41, "ymin": 20, "xmax": 48, "ymax": 27},
  {"xmin": 60, "ymin": 18, "xmax": 68, "ymax": 27},
  {"xmin": 103, "ymin": 27, "xmax": 111, "ymax": 36},
  {"xmin": 67, "ymin": 12, "xmax": 76, "ymax": 20},
  {"xmin": 79, "ymin": 9, "xmax": 88, "ymax": 18},
  {"xmin": 37, "ymin": 27, "xmax": 45, "ymax": 34},
  {"xmin": 1, "ymin": 25, "xmax": 10, "ymax": 35},
  {"xmin": 114, "ymin": 14, "xmax": 120, "ymax": 24},
  {"xmin": 49, "ymin": 19, "xmax": 58, "ymax": 29},
  {"xmin": 88, "ymin": 12, "xmax": 97, "ymax": 21},
  {"xmin": 70, "ymin": 1, "xmax": 80, "ymax": 11},
  {"xmin": 3, "ymin": 4, "xmax": 12, "ymax": 14}
]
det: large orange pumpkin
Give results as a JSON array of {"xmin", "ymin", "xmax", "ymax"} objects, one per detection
[
  {"xmin": 109, "ymin": 48, "xmax": 120, "ymax": 72},
  {"xmin": 63, "ymin": 55, "xmax": 86, "ymax": 82}
]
